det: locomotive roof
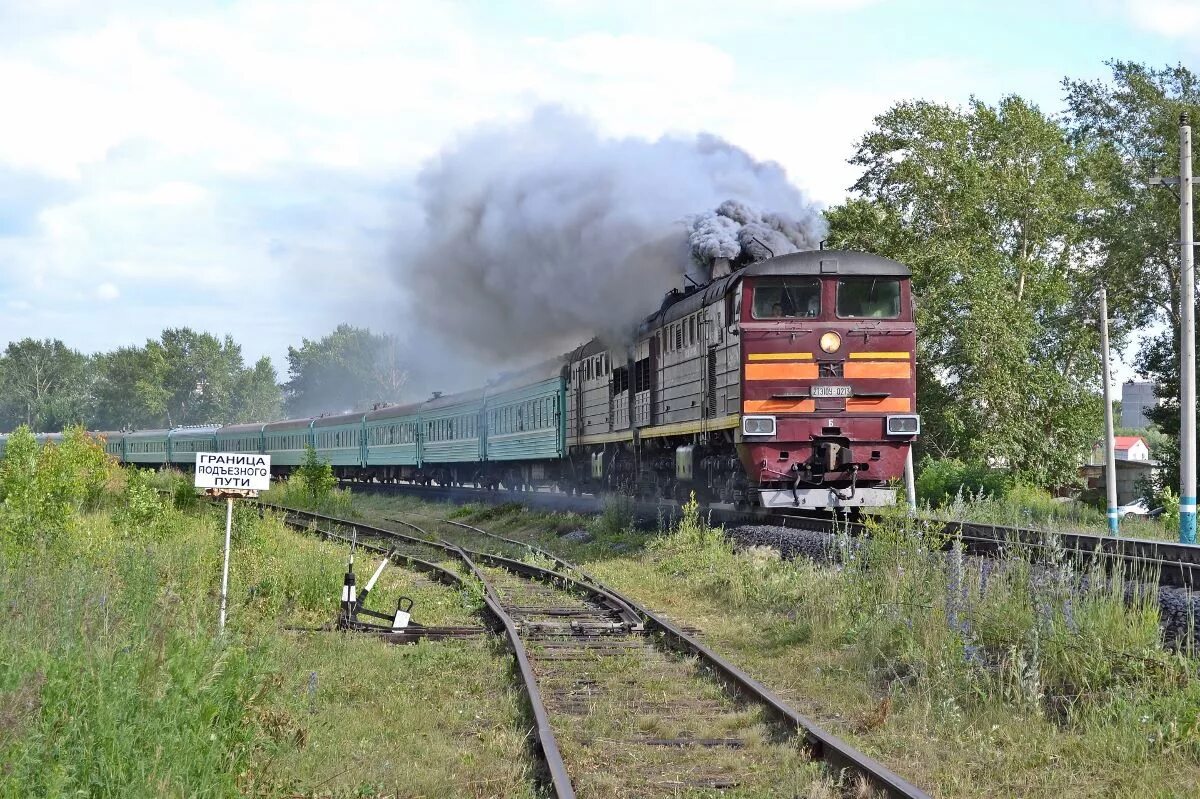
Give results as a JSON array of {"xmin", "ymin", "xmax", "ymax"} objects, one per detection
[{"xmin": 646, "ymin": 249, "xmax": 910, "ymax": 329}]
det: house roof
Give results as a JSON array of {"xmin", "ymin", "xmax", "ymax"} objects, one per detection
[{"xmin": 1114, "ymin": 436, "xmax": 1147, "ymax": 449}]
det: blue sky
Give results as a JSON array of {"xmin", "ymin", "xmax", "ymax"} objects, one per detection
[{"xmin": 0, "ymin": 0, "xmax": 1194, "ymax": 386}]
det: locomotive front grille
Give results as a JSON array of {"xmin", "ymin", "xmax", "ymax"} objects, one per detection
[{"xmin": 818, "ymin": 361, "xmax": 844, "ymax": 379}]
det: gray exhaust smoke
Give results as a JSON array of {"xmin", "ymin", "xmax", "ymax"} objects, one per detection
[{"xmin": 397, "ymin": 106, "xmax": 824, "ymax": 361}]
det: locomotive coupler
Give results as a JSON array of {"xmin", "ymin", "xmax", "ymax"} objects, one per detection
[{"xmin": 831, "ymin": 465, "xmax": 859, "ymax": 502}]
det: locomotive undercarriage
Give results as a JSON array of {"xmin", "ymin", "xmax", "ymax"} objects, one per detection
[{"xmin": 566, "ymin": 431, "xmax": 750, "ymax": 505}]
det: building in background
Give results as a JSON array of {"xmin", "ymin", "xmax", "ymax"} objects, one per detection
[
  {"xmin": 1083, "ymin": 436, "xmax": 1156, "ymax": 504},
  {"xmin": 1121, "ymin": 381, "xmax": 1156, "ymax": 429},
  {"xmin": 1090, "ymin": 435, "xmax": 1150, "ymax": 465}
]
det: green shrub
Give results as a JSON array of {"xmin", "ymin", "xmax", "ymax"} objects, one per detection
[
  {"xmin": 297, "ymin": 445, "xmax": 337, "ymax": 501},
  {"xmin": 591, "ymin": 494, "xmax": 634, "ymax": 539},
  {"xmin": 172, "ymin": 478, "xmax": 199, "ymax": 510},
  {"xmin": 261, "ymin": 474, "xmax": 353, "ymax": 518},
  {"xmin": 114, "ymin": 467, "xmax": 169, "ymax": 536},
  {"xmin": 0, "ymin": 425, "xmax": 113, "ymax": 549},
  {"xmin": 916, "ymin": 457, "xmax": 1013, "ymax": 507}
]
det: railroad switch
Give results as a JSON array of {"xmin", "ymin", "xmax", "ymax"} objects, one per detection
[{"xmin": 337, "ymin": 535, "xmax": 422, "ymax": 633}]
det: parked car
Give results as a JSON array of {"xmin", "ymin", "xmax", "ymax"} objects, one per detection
[{"xmin": 1117, "ymin": 497, "xmax": 1163, "ymax": 518}]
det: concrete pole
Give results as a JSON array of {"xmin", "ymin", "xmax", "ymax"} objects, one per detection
[
  {"xmin": 1180, "ymin": 113, "xmax": 1197, "ymax": 545},
  {"xmin": 218, "ymin": 497, "xmax": 233, "ymax": 633},
  {"xmin": 1100, "ymin": 286, "xmax": 1119, "ymax": 536},
  {"xmin": 903, "ymin": 446, "xmax": 917, "ymax": 512}
]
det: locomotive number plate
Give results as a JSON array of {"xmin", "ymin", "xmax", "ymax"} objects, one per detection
[{"xmin": 811, "ymin": 385, "xmax": 852, "ymax": 398}]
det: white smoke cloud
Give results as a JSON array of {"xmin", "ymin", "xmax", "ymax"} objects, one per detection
[{"xmin": 397, "ymin": 105, "xmax": 824, "ymax": 361}]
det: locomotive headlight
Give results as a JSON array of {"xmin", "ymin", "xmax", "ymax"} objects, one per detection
[
  {"xmin": 742, "ymin": 415, "xmax": 776, "ymax": 436},
  {"xmin": 819, "ymin": 332, "xmax": 842, "ymax": 353}
]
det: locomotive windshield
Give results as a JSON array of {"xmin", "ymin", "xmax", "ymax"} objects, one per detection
[
  {"xmin": 751, "ymin": 278, "xmax": 820, "ymax": 319},
  {"xmin": 836, "ymin": 277, "xmax": 901, "ymax": 319}
]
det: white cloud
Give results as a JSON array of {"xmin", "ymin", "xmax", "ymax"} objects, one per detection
[
  {"xmin": 1121, "ymin": 0, "xmax": 1200, "ymax": 38},
  {"xmin": 94, "ymin": 282, "xmax": 120, "ymax": 301},
  {"xmin": 0, "ymin": 0, "xmax": 1008, "ymax": 371}
]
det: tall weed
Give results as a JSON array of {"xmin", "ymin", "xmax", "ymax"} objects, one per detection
[{"xmin": 0, "ymin": 425, "xmax": 113, "ymax": 550}]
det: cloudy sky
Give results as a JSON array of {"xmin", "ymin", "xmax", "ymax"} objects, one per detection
[{"xmin": 0, "ymin": 0, "xmax": 1193, "ymax": 384}]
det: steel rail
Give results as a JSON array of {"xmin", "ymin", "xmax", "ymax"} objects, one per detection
[
  {"xmin": 346, "ymin": 481, "xmax": 1200, "ymax": 588},
  {"xmin": 350, "ymin": 479, "xmax": 1200, "ymax": 585},
  {"xmin": 266, "ymin": 503, "xmax": 578, "ymax": 798},
  {"xmin": 279, "ymin": 510, "xmax": 466, "ymax": 589},
  {"xmin": 387, "ymin": 517, "xmax": 643, "ymax": 630},
  {"xmin": 433, "ymin": 515, "xmax": 933, "ymax": 799},
  {"xmin": 434, "ymin": 517, "xmax": 606, "ymax": 587},
  {"xmin": 274, "ymin": 502, "xmax": 932, "ymax": 796},
  {"xmin": 451, "ymin": 545, "xmax": 577, "ymax": 799}
]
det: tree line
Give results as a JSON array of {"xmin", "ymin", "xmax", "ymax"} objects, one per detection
[
  {"xmin": 6, "ymin": 60, "xmax": 1198, "ymax": 492},
  {"xmin": 826, "ymin": 60, "xmax": 1198, "ymax": 490},
  {"xmin": 0, "ymin": 324, "xmax": 405, "ymax": 432}
]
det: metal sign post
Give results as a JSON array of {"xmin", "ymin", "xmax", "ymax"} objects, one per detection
[
  {"xmin": 219, "ymin": 497, "xmax": 234, "ymax": 632},
  {"xmin": 194, "ymin": 453, "xmax": 272, "ymax": 633}
]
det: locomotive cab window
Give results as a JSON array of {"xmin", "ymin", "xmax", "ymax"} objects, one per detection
[
  {"xmin": 751, "ymin": 278, "xmax": 821, "ymax": 319},
  {"xmin": 836, "ymin": 278, "xmax": 901, "ymax": 319}
]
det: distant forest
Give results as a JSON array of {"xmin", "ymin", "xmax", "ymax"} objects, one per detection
[
  {"xmin": 6, "ymin": 61, "xmax": 1200, "ymax": 491},
  {"xmin": 0, "ymin": 324, "xmax": 404, "ymax": 432}
]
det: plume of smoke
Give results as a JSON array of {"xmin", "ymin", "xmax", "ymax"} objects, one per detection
[
  {"xmin": 396, "ymin": 105, "xmax": 824, "ymax": 362},
  {"xmin": 688, "ymin": 199, "xmax": 824, "ymax": 266}
]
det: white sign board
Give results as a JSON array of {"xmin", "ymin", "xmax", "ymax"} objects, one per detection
[{"xmin": 194, "ymin": 453, "xmax": 272, "ymax": 491}]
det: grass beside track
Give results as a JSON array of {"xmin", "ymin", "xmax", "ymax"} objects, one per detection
[
  {"xmin": 0, "ymin": 486, "xmax": 539, "ymax": 798},
  {"xmin": 353, "ymin": 492, "xmax": 1200, "ymax": 799}
]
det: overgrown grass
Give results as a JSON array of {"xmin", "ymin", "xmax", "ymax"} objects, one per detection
[
  {"xmin": 259, "ymin": 473, "xmax": 355, "ymax": 517},
  {"xmin": 920, "ymin": 481, "xmax": 1175, "ymax": 541},
  {"xmin": 0, "ymin": 457, "xmax": 538, "ymax": 797},
  {"xmin": 370, "ymin": 492, "xmax": 1200, "ymax": 797}
]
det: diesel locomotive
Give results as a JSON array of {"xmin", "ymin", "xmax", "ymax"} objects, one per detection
[{"xmin": 0, "ymin": 250, "xmax": 918, "ymax": 509}]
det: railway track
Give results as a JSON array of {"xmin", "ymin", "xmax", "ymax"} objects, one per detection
[
  {"xmin": 342, "ymin": 480, "xmax": 1200, "ymax": 589},
  {"xmin": 269, "ymin": 502, "xmax": 932, "ymax": 799}
]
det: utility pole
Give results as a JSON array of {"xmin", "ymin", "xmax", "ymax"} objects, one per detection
[
  {"xmin": 1181, "ymin": 113, "xmax": 1197, "ymax": 545},
  {"xmin": 1099, "ymin": 286, "xmax": 1119, "ymax": 536}
]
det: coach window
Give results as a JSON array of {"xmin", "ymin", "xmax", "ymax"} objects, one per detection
[
  {"xmin": 836, "ymin": 277, "xmax": 901, "ymax": 319},
  {"xmin": 752, "ymin": 278, "xmax": 821, "ymax": 319}
]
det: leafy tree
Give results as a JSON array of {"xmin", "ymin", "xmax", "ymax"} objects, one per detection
[
  {"xmin": 92, "ymin": 330, "xmax": 283, "ymax": 429},
  {"xmin": 1063, "ymin": 61, "xmax": 1200, "ymax": 328},
  {"xmin": 231, "ymin": 356, "xmax": 283, "ymax": 423},
  {"xmin": 1063, "ymin": 62, "xmax": 1200, "ymax": 490},
  {"xmin": 150, "ymin": 328, "xmax": 248, "ymax": 426},
  {"xmin": 0, "ymin": 339, "xmax": 93, "ymax": 431},
  {"xmin": 92, "ymin": 345, "xmax": 165, "ymax": 430},
  {"xmin": 825, "ymin": 95, "xmax": 1106, "ymax": 487},
  {"xmin": 283, "ymin": 325, "xmax": 405, "ymax": 416}
]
